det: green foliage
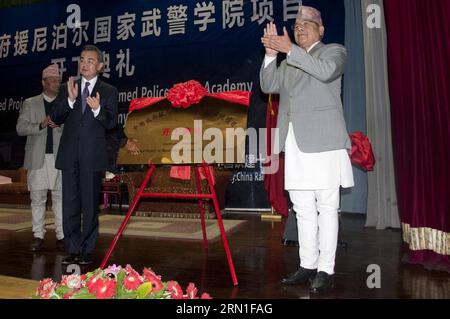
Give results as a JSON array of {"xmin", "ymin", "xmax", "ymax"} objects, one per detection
[{"xmin": 71, "ymin": 288, "xmax": 96, "ymax": 299}]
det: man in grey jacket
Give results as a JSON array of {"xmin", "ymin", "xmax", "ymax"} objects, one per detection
[
  {"xmin": 260, "ymin": 6, "xmax": 354, "ymax": 293},
  {"xmin": 16, "ymin": 64, "xmax": 64, "ymax": 252}
]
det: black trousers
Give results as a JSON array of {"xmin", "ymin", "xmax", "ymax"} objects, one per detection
[
  {"xmin": 62, "ymin": 162, "xmax": 102, "ymax": 255},
  {"xmin": 283, "ymin": 209, "xmax": 299, "ymax": 241}
]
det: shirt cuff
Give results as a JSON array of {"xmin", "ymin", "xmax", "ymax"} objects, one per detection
[
  {"xmin": 263, "ymin": 55, "xmax": 277, "ymax": 68},
  {"xmin": 92, "ymin": 105, "xmax": 101, "ymax": 118},
  {"xmin": 68, "ymin": 98, "xmax": 75, "ymax": 109}
]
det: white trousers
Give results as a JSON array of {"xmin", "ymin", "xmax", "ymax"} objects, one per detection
[
  {"xmin": 30, "ymin": 189, "xmax": 63, "ymax": 240},
  {"xmin": 28, "ymin": 154, "xmax": 63, "ymax": 240},
  {"xmin": 289, "ymin": 188, "xmax": 340, "ymax": 275}
]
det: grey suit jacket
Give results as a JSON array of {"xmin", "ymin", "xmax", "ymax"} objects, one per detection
[
  {"xmin": 260, "ymin": 42, "xmax": 351, "ymax": 153},
  {"xmin": 16, "ymin": 94, "xmax": 63, "ymax": 170}
]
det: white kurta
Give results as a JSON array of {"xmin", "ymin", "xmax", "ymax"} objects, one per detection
[
  {"xmin": 284, "ymin": 123, "xmax": 354, "ymax": 191},
  {"xmin": 27, "ymin": 154, "xmax": 61, "ymax": 191}
]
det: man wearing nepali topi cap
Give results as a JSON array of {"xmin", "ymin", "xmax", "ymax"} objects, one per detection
[
  {"xmin": 16, "ymin": 64, "xmax": 65, "ymax": 252},
  {"xmin": 260, "ymin": 5, "xmax": 354, "ymax": 293}
]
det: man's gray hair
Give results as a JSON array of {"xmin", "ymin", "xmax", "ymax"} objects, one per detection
[{"xmin": 81, "ymin": 44, "xmax": 104, "ymax": 63}]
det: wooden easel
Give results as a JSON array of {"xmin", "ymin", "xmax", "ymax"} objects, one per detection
[{"xmin": 100, "ymin": 162, "xmax": 238, "ymax": 286}]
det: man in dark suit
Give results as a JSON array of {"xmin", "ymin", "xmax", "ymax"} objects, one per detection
[{"xmin": 52, "ymin": 45, "xmax": 118, "ymax": 265}]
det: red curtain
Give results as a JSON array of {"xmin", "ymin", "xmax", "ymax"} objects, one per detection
[
  {"xmin": 264, "ymin": 96, "xmax": 289, "ymax": 216},
  {"xmin": 384, "ymin": 0, "xmax": 450, "ymax": 271}
]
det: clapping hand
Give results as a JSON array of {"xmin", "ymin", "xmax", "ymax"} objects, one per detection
[
  {"xmin": 261, "ymin": 22, "xmax": 293, "ymax": 55},
  {"xmin": 262, "ymin": 22, "xmax": 279, "ymax": 57},
  {"xmin": 67, "ymin": 76, "xmax": 78, "ymax": 103},
  {"xmin": 87, "ymin": 92, "xmax": 101, "ymax": 110},
  {"xmin": 46, "ymin": 116, "xmax": 58, "ymax": 128},
  {"xmin": 40, "ymin": 116, "xmax": 58, "ymax": 129}
]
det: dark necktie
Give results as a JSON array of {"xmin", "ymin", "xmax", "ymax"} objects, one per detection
[{"xmin": 81, "ymin": 82, "xmax": 90, "ymax": 113}]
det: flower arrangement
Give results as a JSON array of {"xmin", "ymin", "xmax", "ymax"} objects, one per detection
[
  {"xmin": 167, "ymin": 80, "xmax": 208, "ymax": 108},
  {"xmin": 34, "ymin": 264, "xmax": 212, "ymax": 299}
]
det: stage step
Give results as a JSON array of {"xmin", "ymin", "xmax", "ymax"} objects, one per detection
[{"xmin": 0, "ymin": 275, "xmax": 38, "ymax": 299}]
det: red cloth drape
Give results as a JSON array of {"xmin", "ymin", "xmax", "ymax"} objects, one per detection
[
  {"xmin": 384, "ymin": 0, "xmax": 450, "ymax": 271},
  {"xmin": 169, "ymin": 166, "xmax": 216, "ymax": 185},
  {"xmin": 349, "ymin": 132, "xmax": 375, "ymax": 171},
  {"xmin": 263, "ymin": 95, "xmax": 289, "ymax": 216},
  {"xmin": 129, "ymin": 91, "xmax": 251, "ymax": 112}
]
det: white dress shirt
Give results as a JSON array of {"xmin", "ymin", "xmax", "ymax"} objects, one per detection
[
  {"xmin": 43, "ymin": 93, "xmax": 56, "ymax": 103},
  {"xmin": 68, "ymin": 76, "xmax": 101, "ymax": 117}
]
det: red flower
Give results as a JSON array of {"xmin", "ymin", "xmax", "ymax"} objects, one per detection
[
  {"xmin": 166, "ymin": 281, "xmax": 184, "ymax": 299},
  {"xmin": 36, "ymin": 278, "xmax": 57, "ymax": 299},
  {"xmin": 125, "ymin": 264, "xmax": 138, "ymax": 274},
  {"xmin": 88, "ymin": 278, "xmax": 117, "ymax": 299},
  {"xmin": 85, "ymin": 275, "xmax": 101, "ymax": 291},
  {"xmin": 142, "ymin": 268, "xmax": 164, "ymax": 292},
  {"xmin": 167, "ymin": 80, "xmax": 207, "ymax": 108},
  {"xmin": 123, "ymin": 272, "xmax": 142, "ymax": 291},
  {"xmin": 33, "ymin": 264, "xmax": 213, "ymax": 299},
  {"xmin": 123, "ymin": 264, "xmax": 143, "ymax": 290},
  {"xmin": 186, "ymin": 283, "xmax": 198, "ymax": 299},
  {"xmin": 63, "ymin": 292, "xmax": 73, "ymax": 299}
]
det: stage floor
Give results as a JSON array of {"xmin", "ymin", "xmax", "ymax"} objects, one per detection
[{"xmin": 0, "ymin": 211, "xmax": 448, "ymax": 299}]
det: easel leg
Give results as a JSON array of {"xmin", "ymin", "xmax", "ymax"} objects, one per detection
[
  {"xmin": 194, "ymin": 166, "xmax": 208, "ymax": 249},
  {"xmin": 100, "ymin": 165, "xmax": 155, "ymax": 268},
  {"xmin": 203, "ymin": 162, "xmax": 238, "ymax": 286}
]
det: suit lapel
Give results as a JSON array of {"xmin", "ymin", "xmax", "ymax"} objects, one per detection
[
  {"xmin": 37, "ymin": 94, "xmax": 46, "ymax": 120},
  {"xmin": 91, "ymin": 79, "xmax": 102, "ymax": 100}
]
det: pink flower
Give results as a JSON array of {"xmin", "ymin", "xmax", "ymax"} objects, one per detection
[
  {"xmin": 60, "ymin": 274, "xmax": 82, "ymax": 289},
  {"xmin": 104, "ymin": 264, "xmax": 122, "ymax": 277},
  {"xmin": 142, "ymin": 268, "xmax": 164, "ymax": 292},
  {"xmin": 167, "ymin": 80, "xmax": 207, "ymax": 108},
  {"xmin": 166, "ymin": 281, "xmax": 184, "ymax": 299},
  {"xmin": 186, "ymin": 283, "xmax": 198, "ymax": 299},
  {"xmin": 201, "ymin": 293, "xmax": 212, "ymax": 299},
  {"xmin": 36, "ymin": 278, "xmax": 57, "ymax": 299},
  {"xmin": 88, "ymin": 278, "xmax": 117, "ymax": 299}
]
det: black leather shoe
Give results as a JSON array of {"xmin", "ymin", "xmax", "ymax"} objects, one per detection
[
  {"xmin": 79, "ymin": 254, "xmax": 93, "ymax": 265},
  {"xmin": 56, "ymin": 239, "xmax": 65, "ymax": 251},
  {"xmin": 310, "ymin": 271, "xmax": 335, "ymax": 293},
  {"xmin": 61, "ymin": 254, "xmax": 80, "ymax": 265},
  {"xmin": 281, "ymin": 267, "xmax": 317, "ymax": 285},
  {"xmin": 30, "ymin": 238, "xmax": 44, "ymax": 252},
  {"xmin": 281, "ymin": 239, "xmax": 299, "ymax": 247}
]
